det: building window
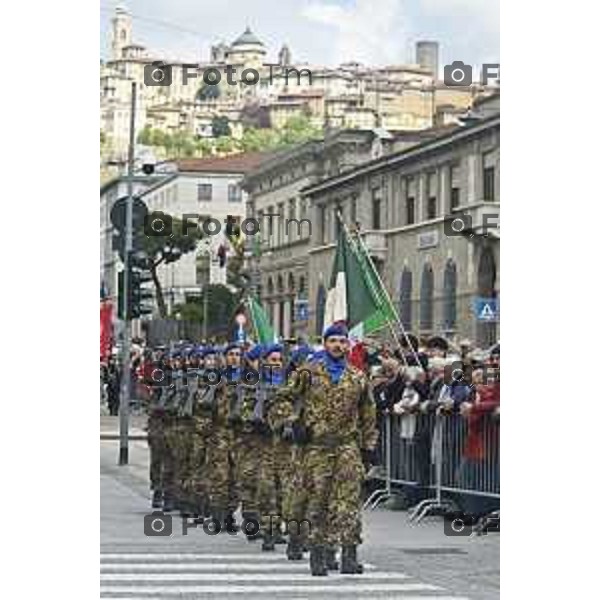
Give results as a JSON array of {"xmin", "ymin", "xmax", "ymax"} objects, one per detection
[
  {"xmin": 277, "ymin": 202, "xmax": 285, "ymax": 246},
  {"xmin": 483, "ymin": 166, "xmax": 495, "ymax": 201},
  {"xmin": 406, "ymin": 197, "xmax": 415, "ymax": 225},
  {"xmin": 450, "ymin": 165, "xmax": 460, "ymax": 211},
  {"xmin": 426, "ymin": 172, "xmax": 437, "ymax": 219},
  {"xmin": 372, "ymin": 188, "xmax": 382, "ymax": 230},
  {"xmin": 450, "ymin": 187, "xmax": 460, "ymax": 211},
  {"xmin": 399, "ymin": 268, "xmax": 412, "ymax": 331},
  {"xmin": 319, "ymin": 205, "xmax": 326, "ymax": 243},
  {"xmin": 420, "ymin": 263, "xmax": 434, "ymax": 331},
  {"xmin": 427, "ymin": 196, "xmax": 437, "ymax": 220},
  {"xmin": 228, "ymin": 184, "xmax": 242, "ymax": 202},
  {"xmin": 443, "ymin": 260, "xmax": 457, "ymax": 331},
  {"xmin": 197, "ymin": 183, "xmax": 212, "ymax": 202}
]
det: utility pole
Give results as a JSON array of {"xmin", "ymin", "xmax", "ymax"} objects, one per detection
[{"xmin": 119, "ymin": 81, "xmax": 136, "ymax": 466}]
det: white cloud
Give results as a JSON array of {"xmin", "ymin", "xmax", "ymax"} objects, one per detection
[{"xmin": 302, "ymin": 0, "xmax": 410, "ymax": 65}]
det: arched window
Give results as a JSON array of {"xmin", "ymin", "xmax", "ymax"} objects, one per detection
[
  {"xmin": 420, "ymin": 263, "xmax": 434, "ymax": 331},
  {"xmin": 267, "ymin": 277, "xmax": 274, "ymax": 296},
  {"xmin": 399, "ymin": 268, "xmax": 412, "ymax": 331},
  {"xmin": 443, "ymin": 260, "xmax": 457, "ymax": 331},
  {"xmin": 288, "ymin": 273, "xmax": 295, "ymax": 294},
  {"xmin": 277, "ymin": 275, "xmax": 284, "ymax": 294}
]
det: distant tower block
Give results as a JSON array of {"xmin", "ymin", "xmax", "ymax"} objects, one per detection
[
  {"xmin": 279, "ymin": 44, "xmax": 292, "ymax": 66},
  {"xmin": 111, "ymin": 6, "xmax": 132, "ymax": 61},
  {"xmin": 416, "ymin": 40, "xmax": 439, "ymax": 80}
]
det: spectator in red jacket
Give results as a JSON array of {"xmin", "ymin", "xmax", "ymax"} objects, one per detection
[{"xmin": 456, "ymin": 366, "xmax": 500, "ymax": 518}]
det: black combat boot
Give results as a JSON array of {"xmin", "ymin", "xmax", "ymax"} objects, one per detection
[
  {"xmin": 151, "ymin": 489, "xmax": 163, "ymax": 509},
  {"xmin": 261, "ymin": 533, "xmax": 276, "ymax": 551},
  {"xmin": 324, "ymin": 545, "xmax": 339, "ymax": 570},
  {"xmin": 310, "ymin": 545, "xmax": 328, "ymax": 576},
  {"xmin": 273, "ymin": 530, "xmax": 287, "ymax": 545},
  {"xmin": 226, "ymin": 509, "xmax": 241, "ymax": 533},
  {"xmin": 340, "ymin": 544, "xmax": 364, "ymax": 574},
  {"xmin": 162, "ymin": 493, "xmax": 175, "ymax": 513},
  {"xmin": 286, "ymin": 534, "xmax": 303, "ymax": 560}
]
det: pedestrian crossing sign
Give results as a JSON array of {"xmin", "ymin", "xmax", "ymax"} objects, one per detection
[{"xmin": 473, "ymin": 298, "xmax": 499, "ymax": 321}]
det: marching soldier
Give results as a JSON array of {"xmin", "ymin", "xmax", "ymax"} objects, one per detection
[
  {"xmin": 205, "ymin": 343, "xmax": 241, "ymax": 530},
  {"xmin": 284, "ymin": 324, "xmax": 378, "ymax": 576},
  {"xmin": 269, "ymin": 348, "xmax": 313, "ymax": 562}
]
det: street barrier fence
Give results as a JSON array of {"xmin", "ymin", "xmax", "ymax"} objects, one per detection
[{"xmin": 364, "ymin": 410, "xmax": 500, "ymax": 522}]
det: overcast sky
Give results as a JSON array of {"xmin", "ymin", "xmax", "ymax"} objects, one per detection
[{"xmin": 100, "ymin": 0, "xmax": 499, "ymax": 69}]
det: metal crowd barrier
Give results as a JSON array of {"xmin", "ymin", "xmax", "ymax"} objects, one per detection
[{"xmin": 363, "ymin": 410, "xmax": 500, "ymax": 522}]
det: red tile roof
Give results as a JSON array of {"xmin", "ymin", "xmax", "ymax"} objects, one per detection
[{"xmin": 176, "ymin": 152, "xmax": 271, "ymax": 174}]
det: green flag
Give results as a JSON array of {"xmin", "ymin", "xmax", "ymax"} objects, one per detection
[{"xmin": 248, "ymin": 295, "xmax": 276, "ymax": 344}]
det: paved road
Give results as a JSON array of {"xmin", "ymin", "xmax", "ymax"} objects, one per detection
[{"xmin": 101, "ymin": 439, "xmax": 499, "ymax": 599}]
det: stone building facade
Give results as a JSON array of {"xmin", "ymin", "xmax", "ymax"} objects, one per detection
[{"xmin": 303, "ymin": 109, "xmax": 500, "ymax": 346}]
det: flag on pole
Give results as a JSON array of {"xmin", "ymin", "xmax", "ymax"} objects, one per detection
[
  {"xmin": 248, "ymin": 295, "xmax": 276, "ymax": 344},
  {"xmin": 323, "ymin": 220, "xmax": 397, "ymax": 339}
]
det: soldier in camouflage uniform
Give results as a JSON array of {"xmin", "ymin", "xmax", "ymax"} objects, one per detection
[
  {"xmin": 154, "ymin": 350, "xmax": 181, "ymax": 512},
  {"xmin": 269, "ymin": 349, "xmax": 313, "ymax": 561},
  {"xmin": 205, "ymin": 344, "xmax": 239, "ymax": 530},
  {"xmin": 228, "ymin": 344, "xmax": 275, "ymax": 546},
  {"xmin": 283, "ymin": 324, "xmax": 378, "ymax": 576},
  {"xmin": 146, "ymin": 350, "xmax": 173, "ymax": 509}
]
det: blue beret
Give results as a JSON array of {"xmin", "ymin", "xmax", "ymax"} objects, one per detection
[
  {"xmin": 323, "ymin": 323, "xmax": 348, "ymax": 340},
  {"xmin": 290, "ymin": 345, "xmax": 310, "ymax": 364},
  {"xmin": 263, "ymin": 343, "xmax": 283, "ymax": 359},
  {"xmin": 245, "ymin": 344, "xmax": 263, "ymax": 361},
  {"xmin": 201, "ymin": 346, "xmax": 216, "ymax": 358},
  {"xmin": 224, "ymin": 342, "xmax": 242, "ymax": 354}
]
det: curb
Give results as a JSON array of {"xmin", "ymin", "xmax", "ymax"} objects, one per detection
[{"xmin": 100, "ymin": 433, "xmax": 147, "ymax": 441}]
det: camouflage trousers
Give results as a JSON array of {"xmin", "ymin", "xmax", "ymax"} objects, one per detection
[
  {"xmin": 147, "ymin": 413, "xmax": 176, "ymax": 498},
  {"xmin": 205, "ymin": 426, "xmax": 236, "ymax": 513},
  {"xmin": 230, "ymin": 431, "xmax": 274, "ymax": 522},
  {"xmin": 168, "ymin": 417, "xmax": 210, "ymax": 511},
  {"xmin": 303, "ymin": 442, "xmax": 365, "ymax": 545},
  {"xmin": 282, "ymin": 444, "xmax": 310, "ymax": 540}
]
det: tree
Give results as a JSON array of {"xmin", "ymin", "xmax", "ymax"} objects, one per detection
[
  {"xmin": 137, "ymin": 126, "xmax": 154, "ymax": 145},
  {"xmin": 278, "ymin": 114, "xmax": 322, "ymax": 146},
  {"xmin": 196, "ymin": 83, "xmax": 221, "ymax": 102},
  {"xmin": 141, "ymin": 215, "xmax": 204, "ymax": 317},
  {"xmin": 212, "ymin": 115, "xmax": 232, "ymax": 138}
]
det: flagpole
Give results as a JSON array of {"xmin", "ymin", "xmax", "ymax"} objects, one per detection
[{"xmin": 336, "ymin": 211, "xmax": 423, "ymax": 370}]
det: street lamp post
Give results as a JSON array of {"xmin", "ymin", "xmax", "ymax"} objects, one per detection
[{"xmin": 118, "ymin": 81, "xmax": 136, "ymax": 466}]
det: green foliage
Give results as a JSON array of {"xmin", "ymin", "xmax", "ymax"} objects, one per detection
[
  {"xmin": 196, "ymin": 83, "xmax": 221, "ymax": 102},
  {"xmin": 135, "ymin": 113, "xmax": 323, "ymax": 158}
]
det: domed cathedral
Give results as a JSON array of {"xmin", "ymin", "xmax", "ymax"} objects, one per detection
[{"xmin": 225, "ymin": 26, "xmax": 267, "ymax": 71}]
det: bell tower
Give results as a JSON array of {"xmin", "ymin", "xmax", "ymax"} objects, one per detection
[{"xmin": 110, "ymin": 5, "xmax": 132, "ymax": 61}]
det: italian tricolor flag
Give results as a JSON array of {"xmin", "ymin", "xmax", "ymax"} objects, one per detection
[{"xmin": 323, "ymin": 222, "xmax": 397, "ymax": 340}]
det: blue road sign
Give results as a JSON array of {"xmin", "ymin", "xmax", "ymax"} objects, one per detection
[{"xmin": 473, "ymin": 297, "xmax": 499, "ymax": 321}]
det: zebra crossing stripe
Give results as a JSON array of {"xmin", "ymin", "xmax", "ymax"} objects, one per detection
[
  {"xmin": 101, "ymin": 572, "xmax": 410, "ymax": 582},
  {"xmin": 100, "ymin": 582, "xmax": 442, "ymax": 595},
  {"xmin": 101, "ymin": 562, "xmax": 375, "ymax": 571}
]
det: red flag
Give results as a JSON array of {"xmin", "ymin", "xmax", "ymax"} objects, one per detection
[{"xmin": 100, "ymin": 300, "xmax": 113, "ymax": 363}]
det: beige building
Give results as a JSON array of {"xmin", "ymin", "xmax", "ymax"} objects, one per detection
[
  {"xmin": 101, "ymin": 6, "xmax": 495, "ymax": 163},
  {"xmin": 303, "ymin": 99, "xmax": 500, "ymax": 346},
  {"xmin": 242, "ymin": 129, "xmax": 398, "ymax": 339}
]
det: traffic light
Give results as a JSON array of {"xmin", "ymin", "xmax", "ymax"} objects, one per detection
[
  {"xmin": 129, "ymin": 251, "xmax": 154, "ymax": 319},
  {"xmin": 116, "ymin": 252, "xmax": 154, "ymax": 320}
]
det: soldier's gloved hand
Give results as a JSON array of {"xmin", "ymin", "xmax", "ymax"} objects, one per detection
[
  {"xmin": 292, "ymin": 423, "xmax": 308, "ymax": 444},
  {"xmin": 361, "ymin": 448, "xmax": 377, "ymax": 469},
  {"xmin": 281, "ymin": 424, "xmax": 295, "ymax": 442}
]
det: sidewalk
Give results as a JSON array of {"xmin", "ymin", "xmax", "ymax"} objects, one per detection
[{"xmin": 100, "ymin": 415, "xmax": 148, "ymax": 441}]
